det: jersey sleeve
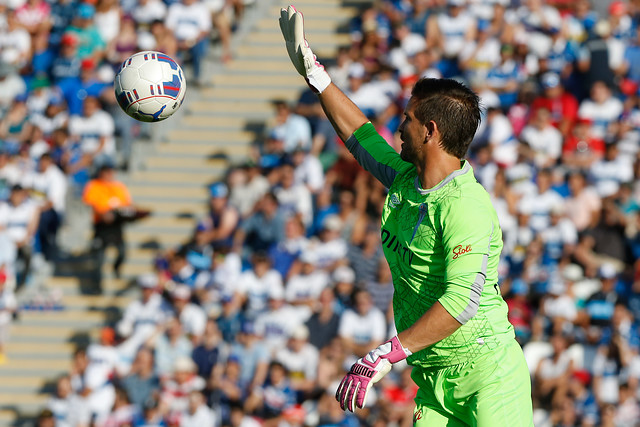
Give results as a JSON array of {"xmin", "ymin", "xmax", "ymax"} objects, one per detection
[
  {"xmin": 438, "ymin": 197, "xmax": 499, "ymax": 325},
  {"xmin": 345, "ymin": 122, "xmax": 413, "ymax": 188}
]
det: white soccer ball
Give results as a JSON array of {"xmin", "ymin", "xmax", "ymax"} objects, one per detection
[{"xmin": 114, "ymin": 51, "xmax": 187, "ymax": 122}]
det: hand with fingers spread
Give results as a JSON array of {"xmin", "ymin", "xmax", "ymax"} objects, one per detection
[
  {"xmin": 278, "ymin": 5, "xmax": 332, "ymax": 93},
  {"xmin": 336, "ymin": 336, "xmax": 412, "ymax": 412}
]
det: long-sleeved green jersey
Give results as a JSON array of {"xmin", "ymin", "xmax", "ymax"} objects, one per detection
[{"xmin": 345, "ymin": 122, "xmax": 515, "ymax": 368}]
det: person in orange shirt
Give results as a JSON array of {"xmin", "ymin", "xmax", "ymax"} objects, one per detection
[{"xmin": 83, "ymin": 164, "xmax": 148, "ymax": 283}]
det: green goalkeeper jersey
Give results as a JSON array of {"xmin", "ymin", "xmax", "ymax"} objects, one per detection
[{"xmin": 345, "ymin": 122, "xmax": 515, "ymax": 369}]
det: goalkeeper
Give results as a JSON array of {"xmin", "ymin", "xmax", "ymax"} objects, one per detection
[{"xmin": 279, "ymin": 6, "xmax": 533, "ymax": 426}]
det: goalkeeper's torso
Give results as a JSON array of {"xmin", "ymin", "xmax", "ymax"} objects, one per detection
[{"xmin": 381, "ymin": 161, "xmax": 515, "ymax": 369}]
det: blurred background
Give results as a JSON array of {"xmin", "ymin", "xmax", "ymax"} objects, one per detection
[{"xmin": 0, "ymin": 0, "xmax": 639, "ymax": 426}]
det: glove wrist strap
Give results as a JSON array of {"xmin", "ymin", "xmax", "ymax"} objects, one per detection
[{"xmin": 306, "ymin": 66, "xmax": 331, "ymax": 94}]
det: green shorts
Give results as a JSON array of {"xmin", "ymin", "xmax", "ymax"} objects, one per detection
[{"xmin": 411, "ymin": 339, "xmax": 533, "ymax": 427}]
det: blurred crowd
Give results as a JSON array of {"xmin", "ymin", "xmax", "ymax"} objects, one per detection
[
  {"xmin": 12, "ymin": 0, "xmax": 640, "ymax": 426},
  {"xmin": 0, "ymin": 0, "xmax": 252, "ymax": 369}
]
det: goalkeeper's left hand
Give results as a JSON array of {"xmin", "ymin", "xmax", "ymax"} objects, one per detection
[
  {"xmin": 336, "ymin": 336, "xmax": 412, "ymax": 412},
  {"xmin": 278, "ymin": 5, "xmax": 332, "ymax": 93}
]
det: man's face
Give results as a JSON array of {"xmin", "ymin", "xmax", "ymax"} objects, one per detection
[{"xmin": 398, "ymin": 97, "xmax": 428, "ymax": 164}]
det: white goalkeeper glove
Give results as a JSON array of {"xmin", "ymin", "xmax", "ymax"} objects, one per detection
[{"xmin": 278, "ymin": 5, "xmax": 332, "ymax": 93}]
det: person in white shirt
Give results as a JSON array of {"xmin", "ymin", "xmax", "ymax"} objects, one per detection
[
  {"xmin": 338, "ymin": 289, "xmax": 387, "ymax": 358},
  {"xmin": 290, "ymin": 147, "xmax": 324, "ymax": 194},
  {"xmin": 274, "ymin": 324, "xmax": 319, "ymax": 394},
  {"xmin": 590, "ymin": 142, "xmax": 634, "ymax": 198},
  {"xmin": 46, "ymin": 375, "xmax": 91, "ymax": 427},
  {"xmin": 304, "ymin": 215, "xmax": 348, "ymax": 271},
  {"xmin": 117, "ymin": 273, "xmax": 166, "ymax": 343},
  {"xmin": 578, "ymin": 81, "xmax": 624, "ymax": 141},
  {"xmin": 254, "ymin": 285, "xmax": 309, "ymax": 356},
  {"xmin": 344, "ymin": 62, "xmax": 392, "ymax": 118},
  {"xmin": 165, "ymin": 0, "xmax": 211, "ymax": 85},
  {"xmin": 227, "ymin": 161, "xmax": 270, "ymax": 218},
  {"xmin": 285, "ymin": 251, "xmax": 329, "ymax": 308},
  {"xmin": 426, "ymin": 0, "xmax": 476, "ymax": 65},
  {"xmin": 23, "ymin": 153, "xmax": 66, "ymax": 260},
  {"xmin": 0, "ymin": 64, "xmax": 26, "ymax": 116},
  {"xmin": 181, "ymin": 391, "xmax": 217, "ymax": 427},
  {"xmin": 0, "ymin": 185, "xmax": 39, "ymax": 285},
  {"xmin": 68, "ymin": 96, "xmax": 116, "ymax": 167},
  {"xmin": 267, "ymin": 99, "xmax": 313, "ymax": 153},
  {"xmin": 519, "ymin": 107, "xmax": 563, "ymax": 168},
  {"xmin": 171, "ymin": 285, "xmax": 207, "ymax": 341},
  {"xmin": 237, "ymin": 252, "xmax": 284, "ymax": 320},
  {"xmin": 273, "ymin": 163, "xmax": 313, "ymax": 227},
  {"xmin": 517, "ymin": 168, "xmax": 564, "ymax": 233},
  {"xmin": 0, "ymin": 275, "xmax": 16, "ymax": 364},
  {"xmin": 0, "ymin": 11, "xmax": 31, "ymax": 68}
]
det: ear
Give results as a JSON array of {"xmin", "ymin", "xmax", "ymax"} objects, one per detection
[{"xmin": 425, "ymin": 121, "xmax": 438, "ymax": 142}]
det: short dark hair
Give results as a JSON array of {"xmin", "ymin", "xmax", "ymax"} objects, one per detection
[{"xmin": 410, "ymin": 78, "xmax": 481, "ymax": 159}]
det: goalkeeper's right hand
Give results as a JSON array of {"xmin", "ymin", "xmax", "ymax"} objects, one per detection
[{"xmin": 279, "ymin": 5, "xmax": 332, "ymax": 94}]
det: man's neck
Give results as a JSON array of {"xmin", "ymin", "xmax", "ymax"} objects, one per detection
[{"xmin": 416, "ymin": 154, "xmax": 463, "ymax": 190}]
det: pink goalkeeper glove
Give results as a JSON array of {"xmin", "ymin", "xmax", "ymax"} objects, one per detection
[
  {"xmin": 336, "ymin": 336, "xmax": 412, "ymax": 412},
  {"xmin": 278, "ymin": 5, "xmax": 332, "ymax": 93}
]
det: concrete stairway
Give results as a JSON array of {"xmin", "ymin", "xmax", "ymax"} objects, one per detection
[{"xmin": 0, "ymin": 0, "xmax": 369, "ymax": 425}]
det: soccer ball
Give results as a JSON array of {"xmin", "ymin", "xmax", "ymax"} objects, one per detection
[{"xmin": 114, "ymin": 51, "xmax": 187, "ymax": 122}]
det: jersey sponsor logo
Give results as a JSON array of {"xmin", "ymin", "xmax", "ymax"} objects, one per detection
[
  {"xmin": 452, "ymin": 244, "xmax": 472, "ymax": 259},
  {"xmin": 381, "ymin": 229, "xmax": 414, "ymax": 265},
  {"xmin": 389, "ymin": 194, "xmax": 401, "ymax": 209}
]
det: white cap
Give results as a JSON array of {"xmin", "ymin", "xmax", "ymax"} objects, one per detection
[
  {"xmin": 333, "ymin": 266, "xmax": 355, "ymax": 284},
  {"xmin": 299, "ymin": 251, "xmax": 317, "ymax": 265},
  {"xmin": 173, "ymin": 356, "xmax": 197, "ymax": 373},
  {"xmin": 269, "ymin": 285, "xmax": 285, "ymax": 300},
  {"xmin": 348, "ymin": 62, "xmax": 366, "ymax": 79},
  {"xmin": 290, "ymin": 324, "xmax": 309, "ymax": 340},
  {"xmin": 137, "ymin": 273, "xmax": 158, "ymax": 289},
  {"xmin": 172, "ymin": 285, "xmax": 191, "ymax": 300},
  {"xmin": 562, "ymin": 264, "xmax": 583, "ymax": 282},
  {"xmin": 599, "ymin": 263, "xmax": 617, "ymax": 279},
  {"xmin": 323, "ymin": 215, "xmax": 343, "ymax": 232}
]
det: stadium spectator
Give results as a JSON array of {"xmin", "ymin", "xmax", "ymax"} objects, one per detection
[
  {"xmin": 273, "ymin": 324, "xmax": 319, "ymax": 395},
  {"xmin": 24, "ymin": 153, "xmax": 66, "ymax": 261},
  {"xmin": 68, "ymin": 96, "xmax": 115, "ymax": 167},
  {"xmin": 338, "ymin": 289, "xmax": 387, "ymax": 358},
  {"xmin": 232, "ymin": 192, "xmax": 286, "ymax": 258},
  {"xmin": 578, "ymin": 80, "xmax": 624, "ymax": 141},
  {"xmin": 191, "ymin": 317, "xmax": 226, "ymax": 382},
  {"xmin": 244, "ymin": 360, "xmax": 296, "ymax": 426},
  {"xmin": 0, "ymin": 270, "xmax": 16, "ymax": 365},
  {"xmin": 236, "ymin": 252, "xmax": 284, "ymax": 321},
  {"xmin": 170, "ymin": 285, "xmax": 207, "ymax": 341},
  {"xmin": 0, "ymin": 184, "xmax": 40, "ymax": 286},
  {"xmin": 305, "ymin": 286, "xmax": 340, "ymax": 351},
  {"xmin": 267, "ymin": 100, "xmax": 312, "ymax": 154},
  {"xmin": 194, "ymin": 182, "xmax": 239, "ymax": 251},
  {"xmin": 150, "ymin": 316, "xmax": 193, "ymax": 377},
  {"xmin": 64, "ymin": 3, "xmax": 106, "ymax": 61},
  {"xmin": 46, "ymin": 375, "xmax": 91, "ymax": 427},
  {"xmin": 83, "ymin": 164, "xmax": 132, "ymax": 282},
  {"xmin": 159, "ymin": 356, "xmax": 206, "ymax": 422},
  {"xmin": 165, "ymin": 0, "xmax": 211, "ymax": 86},
  {"xmin": 116, "ymin": 273, "xmax": 165, "ymax": 343},
  {"xmin": 228, "ymin": 321, "xmax": 269, "ymax": 394},
  {"xmin": 531, "ymin": 71, "xmax": 579, "ymax": 137},
  {"xmin": 120, "ymin": 346, "xmax": 160, "ymax": 409}
]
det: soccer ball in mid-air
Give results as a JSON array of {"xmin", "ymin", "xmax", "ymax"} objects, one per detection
[{"xmin": 114, "ymin": 51, "xmax": 186, "ymax": 122}]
